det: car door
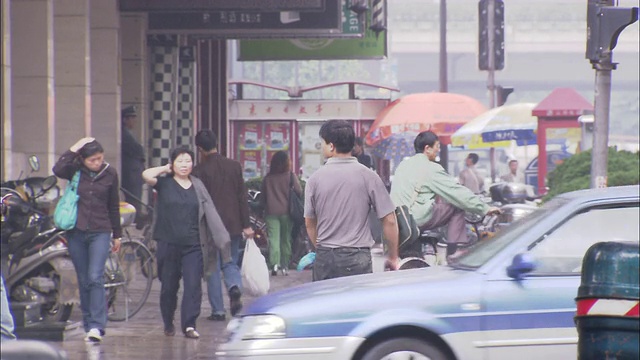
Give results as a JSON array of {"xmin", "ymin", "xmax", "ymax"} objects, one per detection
[{"xmin": 480, "ymin": 202, "xmax": 639, "ymax": 360}]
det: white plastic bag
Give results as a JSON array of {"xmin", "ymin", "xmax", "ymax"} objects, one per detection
[{"xmin": 241, "ymin": 238, "xmax": 270, "ymax": 297}]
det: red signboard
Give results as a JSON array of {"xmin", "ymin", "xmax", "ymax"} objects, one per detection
[
  {"xmin": 239, "ymin": 150, "xmax": 261, "ymax": 180},
  {"xmin": 237, "ymin": 123, "xmax": 263, "ymax": 150}
]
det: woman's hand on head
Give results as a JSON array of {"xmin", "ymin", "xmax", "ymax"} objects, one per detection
[{"xmin": 165, "ymin": 163, "xmax": 172, "ymax": 174}]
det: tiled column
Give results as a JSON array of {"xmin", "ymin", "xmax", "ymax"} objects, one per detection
[
  {"xmin": 149, "ymin": 39, "xmax": 178, "ymax": 167},
  {"xmin": 10, "ymin": 0, "xmax": 55, "ymax": 176},
  {"xmin": 90, "ymin": 0, "xmax": 120, "ymax": 167},
  {"xmin": 1, "ymin": 0, "xmax": 12, "ymax": 179},
  {"xmin": 176, "ymin": 47, "xmax": 196, "ymax": 148},
  {"xmin": 54, "ymin": 0, "xmax": 91, "ymax": 156}
]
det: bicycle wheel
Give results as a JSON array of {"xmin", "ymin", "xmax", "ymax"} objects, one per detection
[{"xmin": 105, "ymin": 239, "xmax": 154, "ymax": 321}]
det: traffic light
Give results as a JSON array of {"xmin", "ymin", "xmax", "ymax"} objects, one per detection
[
  {"xmin": 478, "ymin": 0, "xmax": 505, "ymax": 71},
  {"xmin": 586, "ymin": 1, "xmax": 638, "ymax": 63},
  {"xmin": 496, "ymin": 86, "xmax": 514, "ymax": 106},
  {"xmin": 494, "ymin": 0, "xmax": 505, "ymax": 70}
]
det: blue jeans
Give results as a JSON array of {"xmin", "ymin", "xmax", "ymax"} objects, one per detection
[
  {"xmin": 67, "ymin": 230, "xmax": 111, "ymax": 333},
  {"xmin": 1, "ymin": 275, "xmax": 16, "ymax": 341},
  {"xmin": 207, "ymin": 235, "xmax": 242, "ymax": 315}
]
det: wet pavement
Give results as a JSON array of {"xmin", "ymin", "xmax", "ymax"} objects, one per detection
[{"xmin": 43, "ymin": 269, "xmax": 313, "ymax": 360}]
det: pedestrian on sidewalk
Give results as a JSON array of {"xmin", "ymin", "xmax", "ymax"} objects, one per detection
[
  {"xmin": 459, "ymin": 153, "xmax": 484, "ymax": 194},
  {"xmin": 304, "ymin": 120, "xmax": 399, "ymax": 281},
  {"xmin": 142, "ymin": 146, "xmax": 238, "ymax": 339},
  {"xmin": 260, "ymin": 151, "xmax": 302, "ymax": 276},
  {"xmin": 193, "ymin": 130, "xmax": 250, "ymax": 322},
  {"xmin": 52, "ymin": 137, "xmax": 122, "ymax": 343}
]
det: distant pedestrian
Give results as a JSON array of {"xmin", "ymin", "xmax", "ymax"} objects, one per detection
[
  {"xmin": 305, "ymin": 120, "xmax": 399, "ymax": 282},
  {"xmin": 501, "ymin": 159, "xmax": 525, "ymax": 183},
  {"xmin": 193, "ymin": 130, "xmax": 252, "ymax": 322},
  {"xmin": 142, "ymin": 146, "xmax": 240, "ymax": 339},
  {"xmin": 352, "ymin": 137, "xmax": 376, "ymax": 170},
  {"xmin": 459, "ymin": 153, "xmax": 484, "ymax": 194},
  {"xmin": 52, "ymin": 137, "xmax": 122, "ymax": 343},
  {"xmin": 261, "ymin": 151, "xmax": 302, "ymax": 276},
  {"xmin": 120, "ymin": 106, "xmax": 146, "ymax": 224}
]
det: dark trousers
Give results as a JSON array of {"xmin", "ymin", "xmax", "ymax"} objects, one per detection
[
  {"xmin": 157, "ymin": 241, "xmax": 203, "ymax": 333},
  {"xmin": 312, "ymin": 247, "xmax": 372, "ymax": 282},
  {"xmin": 419, "ymin": 201, "xmax": 467, "ymax": 245}
]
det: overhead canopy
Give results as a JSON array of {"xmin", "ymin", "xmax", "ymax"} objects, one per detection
[
  {"xmin": 532, "ymin": 88, "xmax": 593, "ymax": 118},
  {"xmin": 366, "ymin": 92, "xmax": 488, "ymax": 146}
]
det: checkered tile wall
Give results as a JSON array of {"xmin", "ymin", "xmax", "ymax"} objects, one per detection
[{"xmin": 149, "ymin": 46, "xmax": 177, "ymax": 167}]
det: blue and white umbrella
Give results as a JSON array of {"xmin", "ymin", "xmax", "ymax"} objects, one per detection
[{"xmin": 451, "ymin": 103, "xmax": 538, "ymax": 148}]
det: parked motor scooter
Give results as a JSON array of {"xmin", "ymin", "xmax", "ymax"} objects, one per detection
[
  {"xmin": 1, "ymin": 158, "xmax": 79, "ymax": 323},
  {"xmin": 1, "ymin": 155, "xmax": 60, "ymax": 216}
]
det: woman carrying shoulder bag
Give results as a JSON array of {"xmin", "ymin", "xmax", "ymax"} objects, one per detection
[
  {"xmin": 52, "ymin": 137, "xmax": 122, "ymax": 343},
  {"xmin": 260, "ymin": 151, "xmax": 302, "ymax": 276}
]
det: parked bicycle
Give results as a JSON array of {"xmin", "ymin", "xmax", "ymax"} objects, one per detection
[{"xmin": 104, "ymin": 202, "xmax": 154, "ymax": 322}]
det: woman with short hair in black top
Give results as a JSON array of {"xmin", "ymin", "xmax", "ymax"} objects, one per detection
[{"xmin": 142, "ymin": 146, "xmax": 240, "ymax": 339}]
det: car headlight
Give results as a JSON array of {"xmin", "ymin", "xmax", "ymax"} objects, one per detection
[{"xmin": 230, "ymin": 315, "xmax": 286, "ymax": 340}]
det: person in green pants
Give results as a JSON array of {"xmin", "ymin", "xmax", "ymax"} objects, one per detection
[{"xmin": 261, "ymin": 151, "xmax": 302, "ymax": 275}]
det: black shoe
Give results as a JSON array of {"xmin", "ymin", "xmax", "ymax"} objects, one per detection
[
  {"xmin": 207, "ymin": 313, "xmax": 226, "ymax": 321},
  {"xmin": 271, "ymin": 264, "xmax": 279, "ymax": 276},
  {"xmin": 164, "ymin": 326, "xmax": 175, "ymax": 337},
  {"xmin": 229, "ymin": 286, "xmax": 243, "ymax": 316}
]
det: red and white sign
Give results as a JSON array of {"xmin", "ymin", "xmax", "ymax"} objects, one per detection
[{"xmin": 576, "ymin": 298, "xmax": 640, "ymax": 317}]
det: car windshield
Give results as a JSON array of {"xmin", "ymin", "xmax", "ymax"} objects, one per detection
[{"xmin": 453, "ymin": 196, "xmax": 570, "ymax": 268}]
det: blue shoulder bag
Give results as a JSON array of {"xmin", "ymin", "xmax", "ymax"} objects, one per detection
[{"xmin": 53, "ymin": 171, "xmax": 81, "ymax": 230}]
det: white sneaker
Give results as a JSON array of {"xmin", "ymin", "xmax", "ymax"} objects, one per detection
[
  {"xmin": 85, "ymin": 328, "xmax": 102, "ymax": 343},
  {"xmin": 184, "ymin": 327, "xmax": 200, "ymax": 339}
]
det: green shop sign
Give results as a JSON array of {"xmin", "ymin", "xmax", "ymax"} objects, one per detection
[{"xmin": 238, "ymin": 2, "xmax": 386, "ymax": 61}]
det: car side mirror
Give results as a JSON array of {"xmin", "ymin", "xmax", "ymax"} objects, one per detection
[
  {"xmin": 28, "ymin": 155, "xmax": 40, "ymax": 172},
  {"xmin": 507, "ymin": 253, "xmax": 536, "ymax": 280}
]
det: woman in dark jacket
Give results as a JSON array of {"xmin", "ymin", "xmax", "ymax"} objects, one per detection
[
  {"xmin": 261, "ymin": 151, "xmax": 302, "ymax": 276},
  {"xmin": 142, "ymin": 146, "xmax": 241, "ymax": 339},
  {"xmin": 52, "ymin": 137, "xmax": 122, "ymax": 343}
]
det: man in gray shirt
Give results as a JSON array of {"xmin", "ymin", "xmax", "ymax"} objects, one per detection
[{"xmin": 304, "ymin": 120, "xmax": 399, "ymax": 281}]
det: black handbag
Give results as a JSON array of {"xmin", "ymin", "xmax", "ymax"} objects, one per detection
[
  {"xmin": 395, "ymin": 205, "xmax": 420, "ymax": 248},
  {"xmin": 288, "ymin": 173, "xmax": 304, "ymax": 224}
]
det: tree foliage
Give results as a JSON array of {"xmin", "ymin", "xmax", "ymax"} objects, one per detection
[{"xmin": 545, "ymin": 147, "xmax": 640, "ymax": 199}]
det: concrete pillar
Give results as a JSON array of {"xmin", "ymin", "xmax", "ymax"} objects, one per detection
[
  {"xmin": 10, "ymin": 0, "xmax": 55, "ymax": 177},
  {"xmin": 90, "ymin": 0, "xmax": 120, "ymax": 167},
  {"xmin": 1, "ymin": 0, "xmax": 12, "ymax": 180},
  {"xmin": 120, "ymin": 12, "xmax": 148, "ymax": 155},
  {"xmin": 54, "ymin": 0, "xmax": 91, "ymax": 156}
]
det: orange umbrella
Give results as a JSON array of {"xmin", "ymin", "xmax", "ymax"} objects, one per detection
[{"xmin": 365, "ymin": 92, "xmax": 488, "ymax": 146}]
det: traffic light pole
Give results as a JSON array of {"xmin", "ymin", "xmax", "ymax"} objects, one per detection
[
  {"xmin": 585, "ymin": 0, "xmax": 638, "ymax": 188},
  {"xmin": 590, "ymin": 55, "xmax": 614, "ymax": 188}
]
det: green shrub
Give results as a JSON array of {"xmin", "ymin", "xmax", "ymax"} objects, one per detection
[{"xmin": 545, "ymin": 148, "xmax": 639, "ymax": 200}]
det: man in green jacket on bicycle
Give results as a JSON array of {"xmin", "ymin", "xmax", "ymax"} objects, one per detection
[{"xmin": 390, "ymin": 131, "xmax": 500, "ymax": 260}]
